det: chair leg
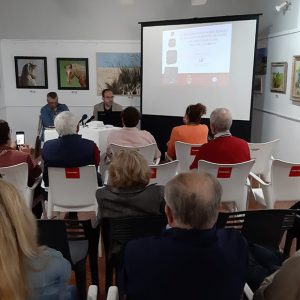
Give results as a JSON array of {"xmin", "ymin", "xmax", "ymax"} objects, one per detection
[
  {"xmin": 73, "ymin": 259, "xmax": 87, "ymax": 300},
  {"xmin": 283, "ymin": 232, "xmax": 294, "ymax": 257},
  {"xmin": 105, "ymin": 258, "xmax": 113, "ymax": 293}
]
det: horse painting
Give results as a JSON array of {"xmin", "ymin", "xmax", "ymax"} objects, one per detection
[
  {"xmin": 19, "ymin": 63, "xmax": 37, "ymax": 87},
  {"xmin": 65, "ymin": 64, "xmax": 87, "ymax": 88}
]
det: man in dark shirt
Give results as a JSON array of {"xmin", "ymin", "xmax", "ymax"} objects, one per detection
[
  {"xmin": 121, "ymin": 172, "xmax": 248, "ymax": 300},
  {"xmin": 92, "ymin": 89, "xmax": 122, "ymax": 126}
]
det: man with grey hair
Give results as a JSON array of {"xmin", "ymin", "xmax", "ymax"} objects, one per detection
[
  {"xmin": 190, "ymin": 107, "xmax": 250, "ymax": 169},
  {"xmin": 42, "ymin": 111, "xmax": 100, "ymax": 186},
  {"xmin": 121, "ymin": 172, "xmax": 248, "ymax": 300}
]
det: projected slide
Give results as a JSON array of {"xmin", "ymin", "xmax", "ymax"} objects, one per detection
[
  {"xmin": 162, "ymin": 24, "xmax": 232, "ymax": 73},
  {"xmin": 161, "ymin": 24, "xmax": 232, "ymax": 86},
  {"xmin": 142, "ymin": 18, "xmax": 257, "ymax": 121}
]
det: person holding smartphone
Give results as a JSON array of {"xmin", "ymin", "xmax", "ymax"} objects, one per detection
[{"xmin": 0, "ymin": 120, "xmax": 41, "ymax": 187}]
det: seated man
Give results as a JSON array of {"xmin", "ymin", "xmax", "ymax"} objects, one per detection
[
  {"xmin": 0, "ymin": 120, "xmax": 41, "ymax": 187},
  {"xmin": 93, "ymin": 88, "xmax": 122, "ymax": 121},
  {"xmin": 121, "ymin": 172, "xmax": 248, "ymax": 300},
  {"xmin": 40, "ymin": 92, "xmax": 69, "ymax": 139},
  {"xmin": 42, "ymin": 111, "xmax": 101, "ymax": 186},
  {"xmin": 106, "ymin": 106, "xmax": 161, "ymax": 160},
  {"xmin": 253, "ymin": 250, "xmax": 300, "ymax": 300},
  {"xmin": 190, "ymin": 107, "xmax": 250, "ymax": 169}
]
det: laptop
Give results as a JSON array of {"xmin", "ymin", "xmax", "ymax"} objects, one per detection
[{"xmin": 97, "ymin": 111, "xmax": 122, "ymax": 127}]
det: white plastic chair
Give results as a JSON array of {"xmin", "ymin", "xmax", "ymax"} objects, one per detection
[
  {"xmin": 250, "ymin": 159, "xmax": 300, "ymax": 208},
  {"xmin": 107, "ymin": 286, "xmax": 119, "ymax": 300},
  {"xmin": 47, "ymin": 165, "xmax": 98, "ymax": 218},
  {"xmin": 244, "ymin": 283, "xmax": 254, "ymax": 300},
  {"xmin": 110, "ymin": 143, "xmax": 160, "ymax": 165},
  {"xmin": 249, "ymin": 139, "xmax": 279, "ymax": 181},
  {"xmin": 149, "ymin": 160, "xmax": 179, "ymax": 186},
  {"xmin": 87, "ymin": 285, "xmax": 98, "ymax": 300},
  {"xmin": 0, "ymin": 162, "xmax": 42, "ymax": 208},
  {"xmin": 175, "ymin": 141, "xmax": 202, "ymax": 172},
  {"xmin": 198, "ymin": 159, "xmax": 255, "ymax": 211}
]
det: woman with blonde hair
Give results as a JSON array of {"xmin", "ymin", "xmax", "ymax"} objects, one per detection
[
  {"xmin": 0, "ymin": 179, "xmax": 73, "ymax": 299},
  {"xmin": 96, "ymin": 149, "xmax": 165, "ymax": 220},
  {"xmin": 167, "ymin": 103, "xmax": 208, "ymax": 160}
]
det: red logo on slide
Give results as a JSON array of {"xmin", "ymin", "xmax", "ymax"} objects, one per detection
[
  {"xmin": 217, "ymin": 167, "xmax": 232, "ymax": 178},
  {"xmin": 65, "ymin": 168, "xmax": 80, "ymax": 179},
  {"xmin": 289, "ymin": 166, "xmax": 300, "ymax": 177}
]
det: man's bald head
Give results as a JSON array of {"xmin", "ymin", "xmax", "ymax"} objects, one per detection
[
  {"xmin": 165, "ymin": 172, "xmax": 222, "ymax": 229},
  {"xmin": 210, "ymin": 108, "xmax": 232, "ymax": 134}
]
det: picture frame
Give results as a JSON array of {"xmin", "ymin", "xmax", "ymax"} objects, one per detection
[
  {"xmin": 254, "ymin": 75, "xmax": 263, "ymax": 94},
  {"xmin": 57, "ymin": 58, "xmax": 89, "ymax": 90},
  {"xmin": 14, "ymin": 56, "xmax": 48, "ymax": 89},
  {"xmin": 270, "ymin": 62, "xmax": 288, "ymax": 93},
  {"xmin": 291, "ymin": 55, "xmax": 300, "ymax": 101}
]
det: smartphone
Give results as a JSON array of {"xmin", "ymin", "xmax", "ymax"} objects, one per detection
[{"xmin": 16, "ymin": 131, "xmax": 25, "ymax": 146}]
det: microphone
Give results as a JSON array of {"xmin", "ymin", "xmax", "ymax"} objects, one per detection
[
  {"xmin": 78, "ymin": 114, "xmax": 88, "ymax": 125},
  {"xmin": 85, "ymin": 115, "xmax": 95, "ymax": 125}
]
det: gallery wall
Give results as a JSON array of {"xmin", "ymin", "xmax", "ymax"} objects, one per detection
[
  {"xmin": 0, "ymin": 39, "xmax": 140, "ymax": 145},
  {"xmin": 251, "ymin": 28, "xmax": 300, "ymax": 162}
]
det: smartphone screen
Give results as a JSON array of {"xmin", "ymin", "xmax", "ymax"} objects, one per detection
[{"xmin": 16, "ymin": 131, "xmax": 25, "ymax": 146}]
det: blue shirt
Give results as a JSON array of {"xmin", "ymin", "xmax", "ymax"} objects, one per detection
[
  {"xmin": 40, "ymin": 103, "xmax": 69, "ymax": 128},
  {"xmin": 27, "ymin": 247, "xmax": 74, "ymax": 300}
]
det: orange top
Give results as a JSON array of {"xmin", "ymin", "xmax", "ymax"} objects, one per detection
[{"xmin": 167, "ymin": 124, "xmax": 208, "ymax": 160}]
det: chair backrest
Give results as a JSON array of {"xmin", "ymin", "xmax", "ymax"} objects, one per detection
[
  {"xmin": 149, "ymin": 160, "xmax": 179, "ymax": 186},
  {"xmin": 110, "ymin": 143, "xmax": 157, "ymax": 164},
  {"xmin": 0, "ymin": 163, "xmax": 31, "ymax": 206},
  {"xmin": 271, "ymin": 159, "xmax": 300, "ymax": 201},
  {"xmin": 198, "ymin": 159, "xmax": 255, "ymax": 211},
  {"xmin": 175, "ymin": 141, "xmax": 202, "ymax": 172},
  {"xmin": 249, "ymin": 139, "xmax": 279, "ymax": 177},
  {"xmin": 37, "ymin": 219, "xmax": 100, "ymax": 262},
  {"xmin": 102, "ymin": 214, "xmax": 167, "ymax": 291},
  {"xmin": 216, "ymin": 209, "xmax": 297, "ymax": 249},
  {"xmin": 47, "ymin": 165, "xmax": 98, "ymax": 218},
  {"xmin": 107, "ymin": 286, "xmax": 119, "ymax": 300}
]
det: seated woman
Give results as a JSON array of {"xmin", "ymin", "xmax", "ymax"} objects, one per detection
[
  {"xmin": 96, "ymin": 149, "xmax": 165, "ymax": 221},
  {"xmin": 0, "ymin": 179, "xmax": 75, "ymax": 300},
  {"xmin": 167, "ymin": 103, "xmax": 208, "ymax": 160}
]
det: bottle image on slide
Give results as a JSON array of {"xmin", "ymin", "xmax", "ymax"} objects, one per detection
[{"xmin": 166, "ymin": 50, "xmax": 177, "ymax": 65}]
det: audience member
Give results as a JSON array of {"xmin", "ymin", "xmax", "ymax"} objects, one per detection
[
  {"xmin": 96, "ymin": 149, "xmax": 164, "ymax": 263},
  {"xmin": 96, "ymin": 149, "xmax": 164, "ymax": 221},
  {"xmin": 190, "ymin": 107, "xmax": 250, "ymax": 169},
  {"xmin": 167, "ymin": 103, "xmax": 208, "ymax": 159},
  {"xmin": 106, "ymin": 106, "xmax": 161, "ymax": 160},
  {"xmin": 0, "ymin": 120, "xmax": 41, "ymax": 187},
  {"xmin": 42, "ymin": 111, "xmax": 101, "ymax": 186},
  {"xmin": 121, "ymin": 172, "xmax": 248, "ymax": 300},
  {"xmin": 253, "ymin": 250, "xmax": 300, "ymax": 300},
  {"xmin": 40, "ymin": 92, "xmax": 69, "ymax": 129},
  {"xmin": 0, "ymin": 179, "xmax": 75, "ymax": 299},
  {"xmin": 93, "ymin": 88, "xmax": 122, "ymax": 120}
]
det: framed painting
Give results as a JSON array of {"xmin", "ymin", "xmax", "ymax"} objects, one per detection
[
  {"xmin": 291, "ymin": 56, "xmax": 300, "ymax": 101},
  {"xmin": 270, "ymin": 62, "xmax": 287, "ymax": 93},
  {"xmin": 96, "ymin": 52, "xmax": 140, "ymax": 96},
  {"xmin": 14, "ymin": 56, "xmax": 48, "ymax": 89},
  {"xmin": 254, "ymin": 75, "xmax": 263, "ymax": 94},
  {"xmin": 57, "ymin": 58, "xmax": 89, "ymax": 90}
]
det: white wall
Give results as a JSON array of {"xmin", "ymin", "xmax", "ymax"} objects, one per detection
[
  {"xmin": 0, "ymin": 39, "xmax": 140, "ymax": 145},
  {"xmin": 249, "ymin": 0, "xmax": 300, "ymax": 37},
  {"xmin": 0, "ymin": 0, "xmax": 251, "ymax": 40},
  {"xmin": 251, "ymin": 28, "xmax": 300, "ymax": 162}
]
